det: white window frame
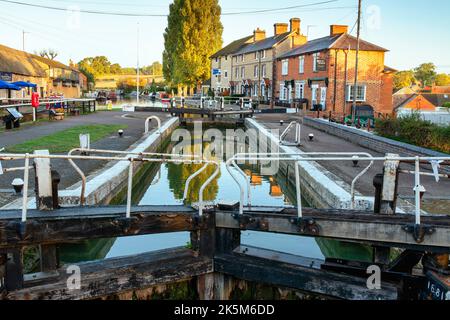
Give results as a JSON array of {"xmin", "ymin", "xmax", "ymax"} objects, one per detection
[
  {"xmin": 235, "ymin": 67, "xmax": 239, "ymax": 79},
  {"xmin": 261, "ymin": 50, "xmax": 266, "ymax": 59},
  {"xmin": 320, "ymin": 87, "xmax": 327, "ymax": 110},
  {"xmin": 282, "ymin": 59, "xmax": 289, "ymax": 76},
  {"xmin": 280, "ymin": 83, "xmax": 286, "ymax": 101},
  {"xmin": 347, "ymin": 84, "xmax": 367, "ymax": 102},
  {"xmin": 313, "ymin": 53, "xmax": 319, "ymax": 72},
  {"xmin": 254, "ymin": 65, "xmax": 258, "ymax": 78},
  {"xmin": 253, "ymin": 83, "xmax": 258, "ymax": 97},
  {"xmin": 261, "ymin": 64, "xmax": 266, "ymax": 77},
  {"xmin": 255, "ymin": 52, "xmax": 258, "ymax": 60},
  {"xmin": 295, "ymin": 81, "xmax": 305, "ymax": 99},
  {"xmin": 241, "ymin": 67, "xmax": 245, "ymax": 78},
  {"xmin": 311, "ymin": 84, "xmax": 319, "ymax": 105},
  {"xmin": 224, "ymin": 70, "xmax": 228, "ymax": 78},
  {"xmin": 299, "ymin": 55, "xmax": 305, "ymax": 74},
  {"xmin": 241, "ymin": 55, "xmax": 245, "ymax": 62}
]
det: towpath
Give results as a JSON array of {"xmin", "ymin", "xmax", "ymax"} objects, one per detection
[
  {"xmin": 254, "ymin": 113, "xmax": 450, "ymax": 214},
  {"xmin": 0, "ymin": 110, "xmax": 172, "ymax": 206}
]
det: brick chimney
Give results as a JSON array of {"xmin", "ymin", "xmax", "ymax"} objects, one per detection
[
  {"xmin": 290, "ymin": 18, "xmax": 301, "ymax": 33},
  {"xmin": 330, "ymin": 25, "xmax": 348, "ymax": 36},
  {"xmin": 274, "ymin": 23, "xmax": 289, "ymax": 36},
  {"xmin": 253, "ymin": 28, "xmax": 266, "ymax": 42}
]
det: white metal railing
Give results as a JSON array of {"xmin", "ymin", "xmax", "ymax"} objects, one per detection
[
  {"xmin": 145, "ymin": 116, "xmax": 161, "ymax": 134},
  {"xmin": 0, "ymin": 151, "xmax": 220, "ymax": 220},
  {"xmin": 226, "ymin": 153, "xmax": 450, "ymax": 227},
  {"xmin": 0, "ymin": 98, "xmax": 96, "ymax": 109},
  {"xmin": 280, "ymin": 122, "xmax": 301, "ymax": 146}
]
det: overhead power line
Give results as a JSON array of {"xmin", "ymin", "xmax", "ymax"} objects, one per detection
[{"xmin": 0, "ymin": 0, "xmax": 342, "ymax": 17}]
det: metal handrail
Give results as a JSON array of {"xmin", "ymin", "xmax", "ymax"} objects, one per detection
[
  {"xmin": 227, "ymin": 153, "xmax": 450, "ymax": 227},
  {"xmin": 280, "ymin": 121, "xmax": 301, "ymax": 146},
  {"xmin": 67, "ymin": 148, "xmax": 199, "ymax": 206},
  {"xmin": 145, "ymin": 116, "xmax": 161, "ymax": 134},
  {"xmin": 226, "ymin": 152, "xmax": 374, "ymax": 212},
  {"xmin": 1, "ymin": 152, "xmax": 219, "ymax": 220}
]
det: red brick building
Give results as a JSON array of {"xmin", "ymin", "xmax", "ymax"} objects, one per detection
[{"xmin": 274, "ymin": 25, "xmax": 395, "ymax": 116}]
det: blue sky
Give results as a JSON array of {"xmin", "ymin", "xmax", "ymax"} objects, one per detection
[{"xmin": 0, "ymin": 0, "xmax": 449, "ymax": 72}]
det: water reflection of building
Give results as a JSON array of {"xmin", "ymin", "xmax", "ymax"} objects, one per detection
[{"xmin": 269, "ymin": 177, "xmax": 283, "ymax": 197}]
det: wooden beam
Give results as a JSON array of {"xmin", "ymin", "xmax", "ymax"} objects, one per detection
[
  {"xmin": 0, "ymin": 206, "xmax": 201, "ymax": 249},
  {"xmin": 214, "ymin": 251, "xmax": 398, "ymax": 300},
  {"xmin": 216, "ymin": 207, "xmax": 450, "ymax": 251},
  {"xmin": 6, "ymin": 247, "xmax": 213, "ymax": 300}
]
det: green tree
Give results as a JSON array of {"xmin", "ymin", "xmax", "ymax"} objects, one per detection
[
  {"xmin": 414, "ymin": 63, "xmax": 437, "ymax": 87},
  {"xmin": 163, "ymin": 0, "xmax": 223, "ymax": 94},
  {"xmin": 393, "ymin": 70, "xmax": 415, "ymax": 91},
  {"xmin": 435, "ymin": 73, "xmax": 450, "ymax": 86}
]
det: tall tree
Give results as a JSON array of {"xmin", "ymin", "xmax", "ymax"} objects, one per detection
[
  {"xmin": 414, "ymin": 63, "xmax": 437, "ymax": 87},
  {"xmin": 435, "ymin": 73, "xmax": 450, "ymax": 86},
  {"xmin": 163, "ymin": 0, "xmax": 223, "ymax": 94},
  {"xmin": 393, "ymin": 70, "xmax": 416, "ymax": 91}
]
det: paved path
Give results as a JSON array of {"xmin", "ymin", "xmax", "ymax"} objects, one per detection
[
  {"xmin": 254, "ymin": 113, "xmax": 450, "ymax": 214},
  {"xmin": 0, "ymin": 110, "xmax": 173, "ymax": 207}
]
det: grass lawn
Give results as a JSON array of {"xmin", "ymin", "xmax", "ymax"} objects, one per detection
[{"xmin": 6, "ymin": 124, "xmax": 127, "ymax": 153}]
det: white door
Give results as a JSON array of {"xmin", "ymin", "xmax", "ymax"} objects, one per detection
[
  {"xmin": 311, "ymin": 85, "xmax": 318, "ymax": 106},
  {"xmin": 320, "ymin": 87, "xmax": 327, "ymax": 110}
]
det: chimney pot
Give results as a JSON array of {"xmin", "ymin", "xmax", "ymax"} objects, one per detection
[
  {"xmin": 274, "ymin": 23, "xmax": 289, "ymax": 36},
  {"xmin": 290, "ymin": 18, "xmax": 301, "ymax": 33},
  {"xmin": 253, "ymin": 28, "xmax": 266, "ymax": 42},
  {"xmin": 330, "ymin": 25, "xmax": 348, "ymax": 36}
]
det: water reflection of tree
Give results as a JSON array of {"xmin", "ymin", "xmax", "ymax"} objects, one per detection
[{"xmin": 167, "ymin": 142, "xmax": 220, "ymax": 204}]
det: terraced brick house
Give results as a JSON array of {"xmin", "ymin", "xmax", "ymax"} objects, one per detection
[
  {"xmin": 210, "ymin": 35, "xmax": 254, "ymax": 96},
  {"xmin": 231, "ymin": 18, "xmax": 307, "ymax": 104},
  {"xmin": 275, "ymin": 25, "xmax": 395, "ymax": 116},
  {"xmin": 210, "ymin": 18, "xmax": 307, "ymax": 104}
]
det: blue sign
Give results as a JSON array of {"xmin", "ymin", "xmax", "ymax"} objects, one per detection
[
  {"xmin": 212, "ymin": 69, "xmax": 221, "ymax": 76},
  {"xmin": 0, "ymin": 72, "xmax": 12, "ymax": 81}
]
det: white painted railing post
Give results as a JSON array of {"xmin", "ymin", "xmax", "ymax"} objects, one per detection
[
  {"xmin": 21, "ymin": 154, "xmax": 30, "ymax": 222},
  {"xmin": 414, "ymin": 157, "xmax": 422, "ymax": 226},
  {"xmin": 126, "ymin": 159, "xmax": 134, "ymax": 219},
  {"xmin": 34, "ymin": 150, "xmax": 53, "ymax": 211}
]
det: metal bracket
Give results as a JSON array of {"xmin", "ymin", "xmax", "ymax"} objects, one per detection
[
  {"xmin": 403, "ymin": 224, "xmax": 436, "ymax": 243},
  {"xmin": 232, "ymin": 214, "xmax": 268, "ymax": 231},
  {"xmin": 114, "ymin": 216, "xmax": 139, "ymax": 234},
  {"xmin": 289, "ymin": 217, "xmax": 320, "ymax": 236}
]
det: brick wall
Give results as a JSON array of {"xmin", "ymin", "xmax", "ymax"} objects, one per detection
[{"xmin": 275, "ymin": 49, "xmax": 393, "ymax": 115}]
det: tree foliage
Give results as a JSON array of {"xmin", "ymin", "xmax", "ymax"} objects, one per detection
[
  {"xmin": 414, "ymin": 63, "xmax": 437, "ymax": 87},
  {"xmin": 435, "ymin": 73, "xmax": 450, "ymax": 86},
  {"xmin": 393, "ymin": 70, "xmax": 415, "ymax": 91},
  {"xmin": 77, "ymin": 56, "xmax": 163, "ymax": 84},
  {"xmin": 163, "ymin": 0, "xmax": 223, "ymax": 90}
]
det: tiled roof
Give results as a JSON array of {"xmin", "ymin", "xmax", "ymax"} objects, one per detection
[
  {"xmin": 394, "ymin": 93, "xmax": 450, "ymax": 109},
  {"xmin": 234, "ymin": 32, "xmax": 292, "ymax": 55},
  {"xmin": 278, "ymin": 33, "xmax": 388, "ymax": 59},
  {"xmin": 422, "ymin": 93, "xmax": 450, "ymax": 107},
  {"xmin": 211, "ymin": 35, "xmax": 253, "ymax": 58}
]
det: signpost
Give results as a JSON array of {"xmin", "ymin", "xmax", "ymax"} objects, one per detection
[
  {"xmin": 316, "ymin": 59, "xmax": 326, "ymax": 72},
  {"xmin": 0, "ymin": 72, "xmax": 12, "ymax": 82},
  {"xmin": 212, "ymin": 69, "xmax": 221, "ymax": 76}
]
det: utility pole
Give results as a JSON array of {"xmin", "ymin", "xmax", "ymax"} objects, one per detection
[
  {"xmin": 22, "ymin": 30, "xmax": 29, "ymax": 51},
  {"xmin": 351, "ymin": 0, "xmax": 362, "ymax": 123},
  {"xmin": 136, "ymin": 22, "xmax": 140, "ymax": 105}
]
